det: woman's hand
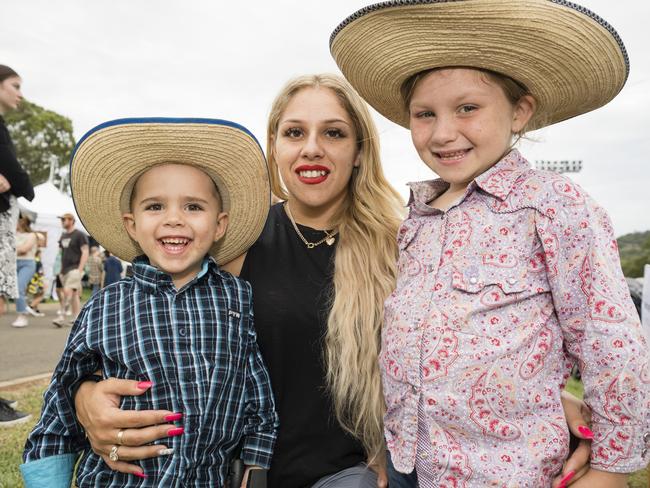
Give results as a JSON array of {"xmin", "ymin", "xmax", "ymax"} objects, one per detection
[
  {"xmin": 75, "ymin": 378, "xmax": 182, "ymax": 477},
  {"xmin": 565, "ymin": 470, "xmax": 628, "ymax": 488},
  {"xmin": 551, "ymin": 390, "xmax": 593, "ymax": 487},
  {"xmin": 368, "ymin": 452, "xmax": 388, "ymax": 488}
]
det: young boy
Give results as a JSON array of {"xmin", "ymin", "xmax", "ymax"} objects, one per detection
[{"xmin": 21, "ymin": 118, "xmax": 276, "ymax": 487}]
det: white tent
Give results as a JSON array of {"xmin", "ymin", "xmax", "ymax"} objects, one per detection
[{"xmin": 18, "ymin": 182, "xmax": 86, "ymax": 296}]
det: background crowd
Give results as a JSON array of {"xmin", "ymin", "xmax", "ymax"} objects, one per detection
[{"xmin": 1, "ymin": 65, "xmax": 124, "ymax": 427}]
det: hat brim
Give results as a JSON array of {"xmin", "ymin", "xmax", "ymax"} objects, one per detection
[
  {"xmin": 330, "ymin": 0, "xmax": 629, "ymax": 130},
  {"xmin": 70, "ymin": 118, "xmax": 270, "ymax": 265}
]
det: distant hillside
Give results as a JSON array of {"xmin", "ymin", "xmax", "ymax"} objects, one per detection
[{"xmin": 617, "ymin": 231, "xmax": 650, "ymax": 278}]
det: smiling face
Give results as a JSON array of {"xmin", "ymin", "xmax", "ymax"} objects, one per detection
[
  {"xmin": 273, "ymin": 87, "xmax": 360, "ymax": 223},
  {"xmin": 408, "ymin": 68, "xmax": 535, "ymax": 194},
  {"xmin": 0, "ymin": 76, "xmax": 23, "ymax": 114},
  {"xmin": 122, "ymin": 163, "xmax": 228, "ymax": 289}
]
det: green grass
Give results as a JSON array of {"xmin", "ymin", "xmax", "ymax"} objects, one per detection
[
  {"xmin": 0, "ymin": 379, "xmax": 647, "ymax": 487},
  {"xmin": 565, "ymin": 375, "xmax": 584, "ymax": 398},
  {"xmin": 0, "ymin": 379, "xmax": 50, "ymax": 488}
]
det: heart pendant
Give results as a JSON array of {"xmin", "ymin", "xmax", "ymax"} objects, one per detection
[{"xmin": 325, "ymin": 236, "xmax": 336, "ymax": 246}]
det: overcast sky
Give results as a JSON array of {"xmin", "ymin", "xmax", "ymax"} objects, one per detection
[{"xmin": 2, "ymin": 0, "xmax": 648, "ymax": 236}]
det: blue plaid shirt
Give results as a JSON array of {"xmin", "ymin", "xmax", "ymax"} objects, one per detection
[{"xmin": 23, "ymin": 256, "xmax": 278, "ymax": 487}]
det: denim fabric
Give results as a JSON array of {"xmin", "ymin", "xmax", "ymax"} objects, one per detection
[
  {"xmin": 16, "ymin": 259, "xmax": 36, "ymax": 313},
  {"xmin": 387, "ymin": 451, "xmax": 418, "ymax": 488}
]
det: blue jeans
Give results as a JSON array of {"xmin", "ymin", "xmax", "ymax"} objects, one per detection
[
  {"xmin": 91, "ymin": 283, "xmax": 100, "ymax": 296},
  {"xmin": 16, "ymin": 259, "xmax": 36, "ymax": 313},
  {"xmin": 387, "ymin": 451, "xmax": 418, "ymax": 488}
]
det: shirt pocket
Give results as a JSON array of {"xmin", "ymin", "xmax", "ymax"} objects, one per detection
[
  {"xmin": 449, "ymin": 255, "xmax": 552, "ymax": 336},
  {"xmin": 451, "ymin": 262, "xmax": 529, "ymax": 296}
]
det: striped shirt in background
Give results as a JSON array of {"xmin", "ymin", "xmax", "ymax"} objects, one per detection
[{"xmin": 23, "ymin": 256, "xmax": 278, "ymax": 487}]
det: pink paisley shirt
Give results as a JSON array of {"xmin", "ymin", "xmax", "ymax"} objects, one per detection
[{"xmin": 382, "ymin": 150, "xmax": 650, "ymax": 487}]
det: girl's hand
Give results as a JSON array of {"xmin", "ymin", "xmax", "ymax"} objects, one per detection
[
  {"xmin": 551, "ymin": 391, "xmax": 593, "ymax": 487},
  {"xmin": 74, "ymin": 378, "xmax": 181, "ymax": 477}
]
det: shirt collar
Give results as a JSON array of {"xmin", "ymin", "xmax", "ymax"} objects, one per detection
[
  {"xmin": 407, "ymin": 149, "xmax": 531, "ymax": 215},
  {"xmin": 133, "ymin": 255, "xmax": 217, "ymax": 294},
  {"xmin": 474, "ymin": 149, "xmax": 531, "ymax": 200}
]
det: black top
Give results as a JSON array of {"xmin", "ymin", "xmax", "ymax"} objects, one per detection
[
  {"xmin": 0, "ymin": 116, "xmax": 34, "ymax": 212},
  {"xmin": 240, "ymin": 203, "xmax": 365, "ymax": 488},
  {"xmin": 59, "ymin": 229, "xmax": 89, "ymax": 274}
]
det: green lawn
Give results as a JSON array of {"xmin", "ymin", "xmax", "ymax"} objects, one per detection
[
  {"xmin": 0, "ymin": 379, "xmax": 50, "ymax": 488},
  {"xmin": 1, "ymin": 379, "xmax": 647, "ymax": 487}
]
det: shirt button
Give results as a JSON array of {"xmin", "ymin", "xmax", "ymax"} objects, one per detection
[
  {"xmin": 179, "ymin": 328, "xmax": 186, "ymax": 337},
  {"xmin": 420, "ymin": 452, "xmax": 428, "ymax": 459},
  {"xmin": 507, "ymin": 277, "xmax": 518, "ymax": 285},
  {"xmin": 644, "ymin": 432, "xmax": 650, "ymax": 444},
  {"xmin": 642, "ymin": 448, "xmax": 648, "ymax": 459},
  {"xmin": 469, "ymin": 276, "xmax": 478, "ymax": 284},
  {"xmin": 411, "ymin": 385, "xmax": 418, "ymax": 394}
]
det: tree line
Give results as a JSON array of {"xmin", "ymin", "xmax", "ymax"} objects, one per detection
[{"xmin": 4, "ymin": 99, "xmax": 75, "ymax": 193}]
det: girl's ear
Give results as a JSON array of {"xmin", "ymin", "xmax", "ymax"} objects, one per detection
[{"xmin": 512, "ymin": 95, "xmax": 537, "ymax": 133}]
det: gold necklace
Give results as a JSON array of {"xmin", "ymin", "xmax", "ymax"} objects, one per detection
[{"xmin": 285, "ymin": 203, "xmax": 337, "ymax": 249}]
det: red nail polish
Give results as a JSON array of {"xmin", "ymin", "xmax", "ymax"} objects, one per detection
[
  {"xmin": 164, "ymin": 412, "xmax": 183, "ymax": 422},
  {"xmin": 168, "ymin": 427, "xmax": 184, "ymax": 436},
  {"xmin": 133, "ymin": 472, "xmax": 147, "ymax": 479},
  {"xmin": 577, "ymin": 425, "xmax": 594, "ymax": 439},
  {"xmin": 137, "ymin": 381, "xmax": 153, "ymax": 390},
  {"xmin": 558, "ymin": 470, "xmax": 575, "ymax": 488}
]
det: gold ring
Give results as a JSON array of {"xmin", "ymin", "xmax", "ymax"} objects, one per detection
[
  {"xmin": 109, "ymin": 445, "xmax": 120, "ymax": 462},
  {"xmin": 117, "ymin": 429, "xmax": 125, "ymax": 446}
]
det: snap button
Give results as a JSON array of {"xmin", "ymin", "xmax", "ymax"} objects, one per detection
[
  {"xmin": 644, "ymin": 432, "xmax": 650, "ymax": 444},
  {"xmin": 411, "ymin": 385, "xmax": 418, "ymax": 394},
  {"xmin": 469, "ymin": 276, "xmax": 478, "ymax": 284},
  {"xmin": 179, "ymin": 328, "xmax": 186, "ymax": 337},
  {"xmin": 642, "ymin": 448, "xmax": 648, "ymax": 458},
  {"xmin": 507, "ymin": 277, "xmax": 518, "ymax": 285},
  {"xmin": 420, "ymin": 452, "xmax": 428, "ymax": 459}
]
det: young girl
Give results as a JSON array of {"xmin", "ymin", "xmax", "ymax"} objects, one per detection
[{"xmin": 331, "ymin": 1, "xmax": 649, "ymax": 487}]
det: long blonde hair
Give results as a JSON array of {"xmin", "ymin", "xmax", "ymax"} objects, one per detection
[{"xmin": 266, "ymin": 74, "xmax": 405, "ymax": 462}]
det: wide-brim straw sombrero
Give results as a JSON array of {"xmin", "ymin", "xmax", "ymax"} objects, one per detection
[
  {"xmin": 330, "ymin": 0, "xmax": 629, "ymax": 130},
  {"xmin": 70, "ymin": 118, "xmax": 270, "ymax": 265}
]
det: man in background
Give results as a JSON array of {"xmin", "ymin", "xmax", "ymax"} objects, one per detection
[{"xmin": 53, "ymin": 213, "xmax": 88, "ymax": 327}]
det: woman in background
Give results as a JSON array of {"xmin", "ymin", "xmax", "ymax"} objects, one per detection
[
  {"xmin": 0, "ymin": 64, "xmax": 34, "ymax": 316},
  {"xmin": 12, "ymin": 214, "xmax": 38, "ymax": 327}
]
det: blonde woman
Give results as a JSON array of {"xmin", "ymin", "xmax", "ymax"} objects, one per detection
[
  {"xmin": 73, "ymin": 74, "xmax": 403, "ymax": 488},
  {"xmin": 72, "ymin": 75, "xmax": 591, "ymax": 488}
]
